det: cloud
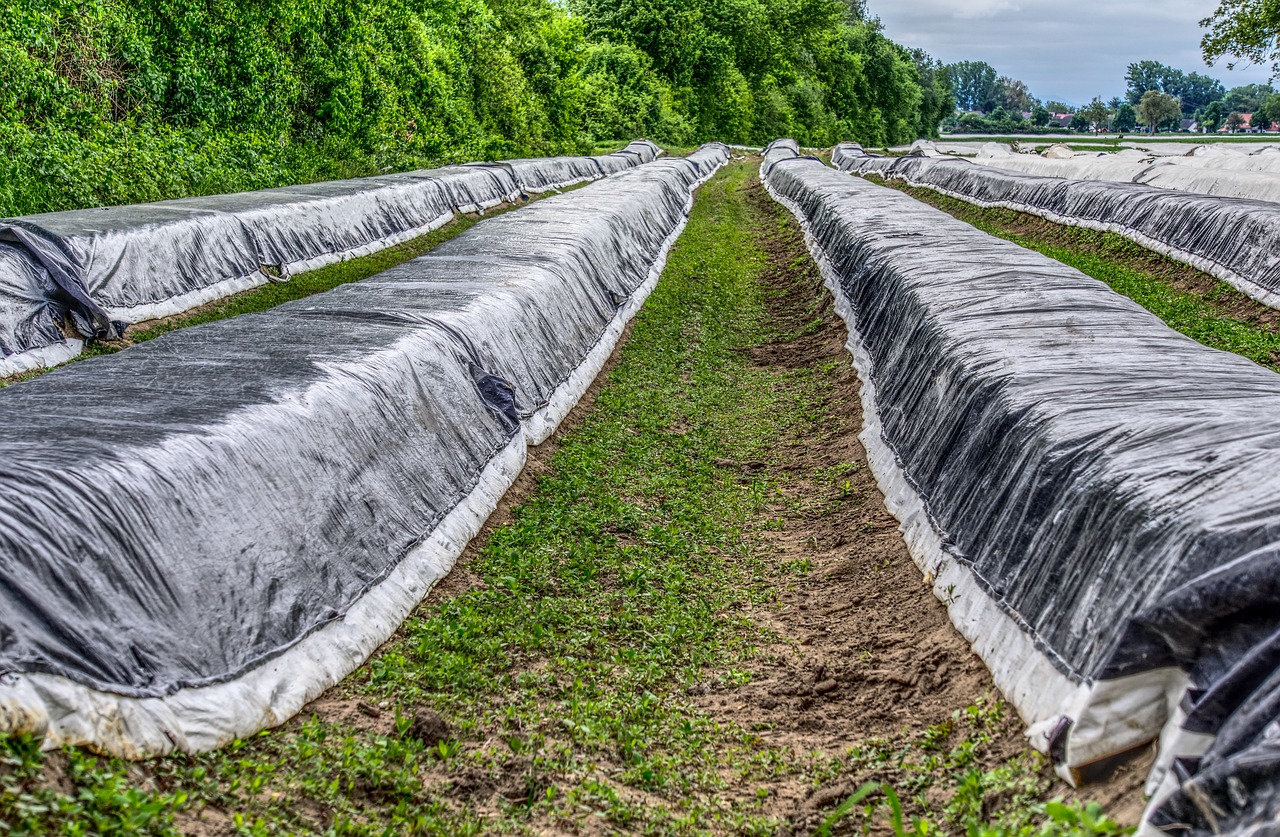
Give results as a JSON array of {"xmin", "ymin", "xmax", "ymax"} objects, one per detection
[
  {"xmin": 951, "ymin": 0, "xmax": 1021, "ymax": 20},
  {"xmin": 869, "ymin": 0, "xmax": 1274, "ymax": 105}
]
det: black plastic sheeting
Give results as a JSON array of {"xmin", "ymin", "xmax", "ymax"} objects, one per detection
[
  {"xmin": 830, "ymin": 142, "xmax": 1280, "ymax": 310},
  {"xmin": 762, "ymin": 139, "xmax": 808, "ymax": 178},
  {"xmin": 0, "ymin": 142, "xmax": 664, "ymax": 372},
  {"xmin": 0, "ymin": 245, "xmax": 65, "ymax": 367},
  {"xmin": 765, "ymin": 149, "xmax": 1280, "ymax": 836},
  {"xmin": 0, "ymin": 142, "xmax": 727, "ymax": 755}
]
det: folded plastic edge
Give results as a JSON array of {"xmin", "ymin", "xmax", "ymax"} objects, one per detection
[{"xmin": 0, "ymin": 339, "xmax": 84, "ymax": 379}]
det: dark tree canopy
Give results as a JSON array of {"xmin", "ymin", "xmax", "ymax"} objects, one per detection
[
  {"xmin": 1223, "ymin": 83, "xmax": 1277, "ymax": 112},
  {"xmin": 945, "ymin": 61, "xmax": 1001, "ymax": 112},
  {"xmin": 1125, "ymin": 60, "xmax": 1225, "ymax": 115}
]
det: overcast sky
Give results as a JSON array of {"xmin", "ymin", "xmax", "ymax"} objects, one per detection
[{"xmin": 869, "ymin": 0, "xmax": 1274, "ymax": 107}]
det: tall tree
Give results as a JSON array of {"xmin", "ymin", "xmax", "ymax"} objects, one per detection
[
  {"xmin": 998, "ymin": 76, "xmax": 1032, "ymax": 111},
  {"xmin": 1081, "ymin": 97, "xmax": 1110, "ymax": 132},
  {"xmin": 1113, "ymin": 102, "xmax": 1138, "ymax": 131},
  {"xmin": 1125, "ymin": 60, "xmax": 1224, "ymax": 115},
  {"xmin": 945, "ymin": 60, "xmax": 1000, "ymax": 111},
  {"xmin": 1138, "ymin": 90, "xmax": 1183, "ymax": 132},
  {"xmin": 1200, "ymin": 100, "xmax": 1226, "ymax": 132},
  {"xmin": 1255, "ymin": 94, "xmax": 1280, "ymax": 129},
  {"xmin": 1226, "ymin": 110, "xmax": 1247, "ymax": 131},
  {"xmin": 1202, "ymin": 0, "xmax": 1280, "ymax": 76},
  {"xmin": 1224, "ymin": 83, "xmax": 1275, "ymax": 112},
  {"xmin": 909, "ymin": 48, "xmax": 956, "ymax": 139}
]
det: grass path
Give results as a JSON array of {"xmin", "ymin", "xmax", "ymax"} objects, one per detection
[{"xmin": 1, "ymin": 160, "xmax": 1135, "ymax": 836}]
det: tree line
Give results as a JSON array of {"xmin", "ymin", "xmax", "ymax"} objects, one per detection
[
  {"xmin": 938, "ymin": 56, "xmax": 1280, "ymax": 135},
  {"xmin": 0, "ymin": 0, "xmax": 954, "ymax": 216}
]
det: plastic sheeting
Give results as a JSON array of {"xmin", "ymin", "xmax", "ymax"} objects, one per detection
[
  {"xmin": 970, "ymin": 145, "xmax": 1280, "ymax": 205},
  {"xmin": 0, "ymin": 143, "xmax": 664, "ymax": 375},
  {"xmin": 0, "ymin": 142, "xmax": 729, "ymax": 758},
  {"xmin": 0, "ymin": 245, "xmax": 81, "ymax": 377},
  {"xmin": 832, "ymin": 143, "xmax": 1280, "ymax": 310},
  {"xmin": 764, "ymin": 147, "xmax": 1280, "ymax": 836},
  {"xmin": 761, "ymin": 139, "xmax": 800, "ymax": 175}
]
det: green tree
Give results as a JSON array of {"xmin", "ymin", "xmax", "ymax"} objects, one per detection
[
  {"xmin": 1138, "ymin": 90, "xmax": 1183, "ymax": 132},
  {"xmin": 1226, "ymin": 110, "xmax": 1247, "ymax": 131},
  {"xmin": 1030, "ymin": 104, "xmax": 1050, "ymax": 126},
  {"xmin": 998, "ymin": 76, "xmax": 1032, "ymax": 111},
  {"xmin": 909, "ymin": 48, "xmax": 956, "ymax": 139},
  {"xmin": 1113, "ymin": 102, "xmax": 1138, "ymax": 131},
  {"xmin": 1069, "ymin": 112, "xmax": 1088, "ymax": 131},
  {"xmin": 945, "ymin": 60, "xmax": 1001, "ymax": 111},
  {"xmin": 1203, "ymin": 0, "xmax": 1280, "ymax": 76},
  {"xmin": 1200, "ymin": 99, "xmax": 1226, "ymax": 132},
  {"xmin": 1125, "ymin": 60, "xmax": 1224, "ymax": 115},
  {"xmin": 1081, "ymin": 96, "xmax": 1110, "ymax": 132},
  {"xmin": 1223, "ymin": 83, "xmax": 1276, "ymax": 112},
  {"xmin": 1254, "ymin": 93, "xmax": 1280, "ymax": 130}
]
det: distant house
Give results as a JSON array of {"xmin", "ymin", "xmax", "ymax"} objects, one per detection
[
  {"xmin": 1220, "ymin": 113, "xmax": 1261, "ymax": 132},
  {"xmin": 1050, "ymin": 113, "xmax": 1072, "ymax": 129},
  {"xmin": 1180, "ymin": 118, "xmax": 1199, "ymax": 132}
]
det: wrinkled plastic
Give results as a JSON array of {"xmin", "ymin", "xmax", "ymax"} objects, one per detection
[
  {"xmin": 0, "ymin": 142, "xmax": 728, "ymax": 757},
  {"xmin": 832, "ymin": 144, "xmax": 1280, "ymax": 309},
  {"xmin": 969, "ymin": 144, "xmax": 1280, "ymax": 205},
  {"xmin": 0, "ymin": 144, "xmax": 663, "ymax": 372},
  {"xmin": 0, "ymin": 245, "xmax": 67, "ymax": 373},
  {"xmin": 765, "ymin": 148, "xmax": 1280, "ymax": 836},
  {"xmin": 761, "ymin": 139, "xmax": 800, "ymax": 175}
]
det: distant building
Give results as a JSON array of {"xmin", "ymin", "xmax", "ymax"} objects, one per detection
[
  {"xmin": 1050, "ymin": 113, "xmax": 1072, "ymax": 128},
  {"xmin": 1219, "ymin": 113, "xmax": 1264, "ymax": 132}
]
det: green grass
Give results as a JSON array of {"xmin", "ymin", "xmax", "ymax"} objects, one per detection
[
  {"xmin": 895, "ymin": 186, "xmax": 1280, "ymax": 372},
  {"xmin": 0, "ymin": 161, "xmax": 1129, "ymax": 835}
]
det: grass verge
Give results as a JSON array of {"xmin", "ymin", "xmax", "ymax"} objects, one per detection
[
  {"xmin": 885, "ymin": 181, "xmax": 1280, "ymax": 372},
  {"xmin": 0, "ymin": 160, "xmax": 1132, "ymax": 836}
]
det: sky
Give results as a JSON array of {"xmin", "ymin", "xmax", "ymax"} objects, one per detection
[{"xmin": 869, "ymin": 0, "xmax": 1275, "ymax": 107}]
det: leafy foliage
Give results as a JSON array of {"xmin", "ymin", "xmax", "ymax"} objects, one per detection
[
  {"xmin": 1202, "ymin": 0, "xmax": 1280, "ymax": 76},
  {"xmin": 1, "ymin": 0, "xmax": 942, "ymax": 215},
  {"xmin": 1124, "ymin": 59, "xmax": 1224, "ymax": 116},
  {"xmin": 1136, "ymin": 90, "xmax": 1183, "ymax": 131}
]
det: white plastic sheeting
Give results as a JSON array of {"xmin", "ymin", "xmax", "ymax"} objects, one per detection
[
  {"xmin": 0, "ymin": 142, "xmax": 664, "ymax": 375},
  {"xmin": 833, "ymin": 143, "xmax": 1280, "ymax": 310},
  {"xmin": 0, "ymin": 143, "xmax": 729, "ymax": 759},
  {"xmin": 765, "ymin": 145, "xmax": 1280, "ymax": 836},
  {"xmin": 971, "ymin": 144, "xmax": 1280, "ymax": 204}
]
